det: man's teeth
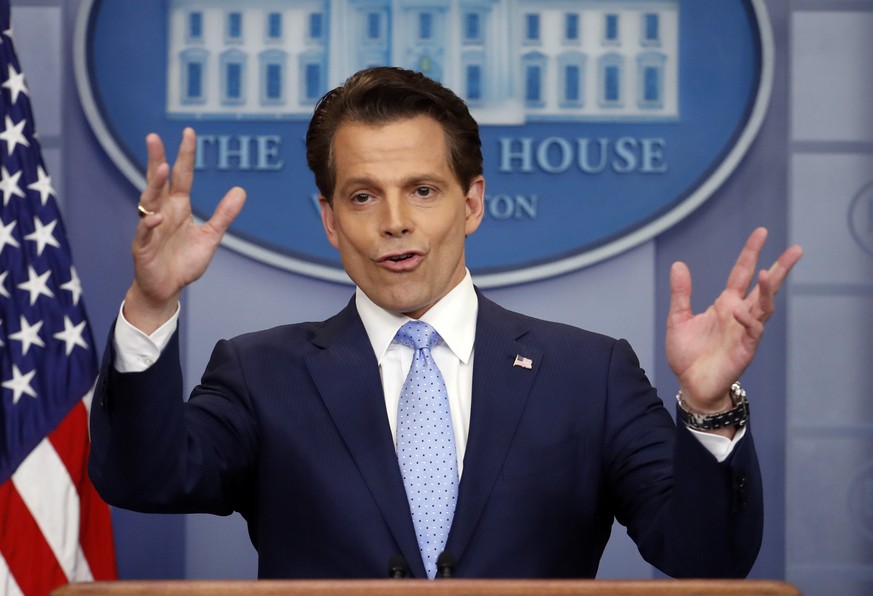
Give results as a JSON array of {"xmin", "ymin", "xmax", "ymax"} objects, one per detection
[{"xmin": 388, "ymin": 254, "xmax": 412, "ymax": 262}]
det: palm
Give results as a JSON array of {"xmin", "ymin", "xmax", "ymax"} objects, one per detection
[{"xmin": 134, "ymin": 186, "xmax": 231, "ymax": 302}]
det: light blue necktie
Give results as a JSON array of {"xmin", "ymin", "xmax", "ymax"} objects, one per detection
[{"xmin": 395, "ymin": 320, "xmax": 458, "ymax": 579}]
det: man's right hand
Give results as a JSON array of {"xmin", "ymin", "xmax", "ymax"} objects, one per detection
[{"xmin": 124, "ymin": 128, "xmax": 246, "ymax": 334}]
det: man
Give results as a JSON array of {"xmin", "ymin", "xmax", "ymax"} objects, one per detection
[{"xmin": 89, "ymin": 67, "xmax": 802, "ymax": 579}]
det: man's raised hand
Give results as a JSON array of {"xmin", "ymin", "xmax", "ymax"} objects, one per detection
[
  {"xmin": 665, "ymin": 227, "xmax": 803, "ymax": 421},
  {"xmin": 124, "ymin": 128, "xmax": 246, "ymax": 333}
]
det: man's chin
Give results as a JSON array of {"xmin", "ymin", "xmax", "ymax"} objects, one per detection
[{"xmin": 371, "ymin": 290, "xmax": 435, "ymax": 319}]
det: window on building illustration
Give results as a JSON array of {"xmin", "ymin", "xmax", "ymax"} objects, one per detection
[
  {"xmin": 186, "ymin": 62, "xmax": 203, "ymax": 100},
  {"xmin": 260, "ymin": 49, "xmax": 286, "ymax": 105},
  {"xmin": 599, "ymin": 54, "xmax": 624, "ymax": 106},
  {"xmin": 565, "ymin": 14, "xmax": 579, "ymax": 42},
  {"xmin": 419, "ymin": 12, "xmax": 433, "ymax": 40},
  {"xmin": 525, "ymin": 65, "xmax": 542, "ymax": 103},
  {"xmin": 180, "ymin": 48, "xmax": 208, "ymax": 104},
  {"xmin": 220, "ymin": 49, "xmax": 246, "ymax": 104},
  {"xmin": 643, "ymin": 66, "xmax": 660, "ymax": 102},
  {"xmin": 305, "ymin": 63, "xmax": 322, "ymax": 100},
  {"xmin": 309, "ymin": 13, "xmax": 324, "ymax": 40},
  {"xmin": 226, "ymin": 62, "xmax": 242, "ymax": 100},
  {"xmin": 604, "ymin": 65, "xmax": 619, "ymax": 102},
  {"xmin": 525, "ymin": 14, "xmax": 540, "ymax": 42},
  {"xmin": 558, "ymin": 53, "xmax": 585, "ymax": 107},
  {"xmin": 637, "ymin": 52, "xmax": 666, "ymax": 108},
  {"xmin": 266, "ymin": 63, "xmax": 282, "ymax": 100},
  {"xmin": 564, "ymin": 65, "xmax": 580, "ymax": 102},
  {"xmin": 227, "ymin": 12, "xmax": 243, "ymax": 41},
  {"xmin": 188, "ymin": 12, "xmax": 203, "ymax": 41},
  {"xmin": 604, "ymin": 14, "xmax": 619, "ymax": 43},
  {"xmin": 643, "ymin": 14, "xmax": 659, "ymax": 44},
  {"xmin": 464, "ymin": 13, "xmax": 481, "ymax": 43},
  {"xmin": 267, "ymin": 12, "xmax": 282, "ymax": 40},
  {"xmin": 466, "ymin": 64, "xmax": 481, "ymax": 101},
  {"xmin": 367, "ymin": 12, "xmax": 381, "ymax": 40}
]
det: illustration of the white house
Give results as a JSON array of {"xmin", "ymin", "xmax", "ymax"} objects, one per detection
[{"xmin": 166, "ymin": 0, "xmax": 679, "ymax": 124}]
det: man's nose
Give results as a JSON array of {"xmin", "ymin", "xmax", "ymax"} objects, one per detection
[{"xmin": 381, "ymin": 196, "xmax": 413, "ymax": 237}]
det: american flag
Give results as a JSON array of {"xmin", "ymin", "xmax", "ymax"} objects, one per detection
[
  {"xmin": 0, "ymin": 1, "xmax": 116, "ymax": 593},
  {"xmin": 513, "ymin": 355, "xmax": 533, "ymax": 370}
]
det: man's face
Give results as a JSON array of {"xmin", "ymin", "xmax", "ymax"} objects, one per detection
[{"xmin": 320, "ymin": 116, "xmax": 485, "ymax": 318}]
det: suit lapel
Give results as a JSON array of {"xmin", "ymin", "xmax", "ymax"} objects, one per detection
[
  {"xmin": 445, "ymin": 293, "xmax": 543, "ymax": 563},
  {"xmin": 304, "ymin": 300, "xmax": 425, "ymax": 578}
]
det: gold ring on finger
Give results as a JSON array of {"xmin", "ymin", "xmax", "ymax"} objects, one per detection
[{"xmin": 138, "ymin": 203, "xmax": 157, "ymax": 218}]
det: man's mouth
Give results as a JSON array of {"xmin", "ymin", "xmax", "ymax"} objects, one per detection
[{"xmin": 378, "ymin": 251, "xmax": 423, "ymax": 271}]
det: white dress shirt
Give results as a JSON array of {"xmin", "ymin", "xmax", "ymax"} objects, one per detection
[
  {"xmin": 355, "ymin": 271, "xmax": 477, "ymax": 476},
  {"xmin": 112, "ymin": 271, "xmax": 742, "ymax": 465}
]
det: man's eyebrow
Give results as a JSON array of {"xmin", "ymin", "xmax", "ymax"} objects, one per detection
[{"xmin": 337, "ymin": 173, "xmax": 451, "ymax": 192}]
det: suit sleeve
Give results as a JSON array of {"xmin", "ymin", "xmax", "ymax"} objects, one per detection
[
  {"xmin": 603, "ymin": 339, "xmax": 763, "ymax": 578},
  {"xmin": 89, "ymin": 325, "xmax": 258, "ymax": 516}
]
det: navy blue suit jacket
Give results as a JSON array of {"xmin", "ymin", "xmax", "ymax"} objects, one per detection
[{"xmin": 89, "ymin": 293, "xmax": 762, "ymax": 579}]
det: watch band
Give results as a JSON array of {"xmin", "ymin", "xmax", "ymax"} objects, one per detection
[{"xmin": 676, "ymin": 382, "xmax": 749, "ymax": 431}]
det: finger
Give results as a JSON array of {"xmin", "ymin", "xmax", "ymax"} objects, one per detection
[
  {"xmin": 724, "ymin": 227, "xmax": 768, "ymax": 295},
  {"xmin": 204, "ymin": 187, "xmax": 247, "ymax": 238},
  {"xmin": 733, "ymin": 305, "xmax": 765, "ymax": 343},
  {"xmin": 139, "ymin": 162, "xmax": 170, "ymax": 209},
  {"xmin": 763, "ymin": 244, "xmax": 804, "ymax": 296},
  {"xmin": 668, "ymin": 261, "xmax": 693, "ymax": 324},
  {"xmin": 144, "ymin": 133, "xmax": 167, "ymax": 186},
  {"xmin": 131, "ymin": 211, "xmax": 164, "ymax": 251},
  {"xmin": 141, "ymin": 133, "xmax": 170, "ymax": 211},
  {"xmin": 753, "ymin": 268, "xmax": 775, "ymax": 323},
  {"xmin": 169, "ymin": 127, "xmax": 197, "ymax": 198}
]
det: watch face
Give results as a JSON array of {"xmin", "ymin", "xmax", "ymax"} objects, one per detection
[{"xmin": 730, "ymin": 382, "xmax": 747, "ymax": 405}]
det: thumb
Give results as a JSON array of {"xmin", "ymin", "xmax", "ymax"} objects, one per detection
[
  {"xmin": 668, "ymin": 261, "xmax": 692, "ymax": 324},
  {"xmin": 207, "ymin": 186, "xmax": 247, "ymax": 236}
]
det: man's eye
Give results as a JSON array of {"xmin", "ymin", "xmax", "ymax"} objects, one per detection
[
  {"xmin": 415, "ymin": 187, "xmax": 433, "ymax": 197},
  {"xmin": 351, "ymin": 193, "xmax": 370, "ymax": 203}
]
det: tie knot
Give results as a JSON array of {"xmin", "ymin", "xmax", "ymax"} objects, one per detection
[{"xmin": 395, "ymin": 320, "xmax": 440, "ymax": 351}]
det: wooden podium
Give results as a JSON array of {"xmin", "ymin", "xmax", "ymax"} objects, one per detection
[{"xmin": 53, "ymin": 579, "xmax": 801, "ymax": 595}]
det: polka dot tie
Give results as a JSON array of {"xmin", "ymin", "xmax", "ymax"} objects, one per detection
[{"xmin": 395, "ymin": 321, "xmax": 458, "ymax": 579}]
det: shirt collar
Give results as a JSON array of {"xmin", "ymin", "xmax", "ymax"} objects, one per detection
[{"xmin": 356, "ymin": 270, "xmax": 478, "ymax": 365}]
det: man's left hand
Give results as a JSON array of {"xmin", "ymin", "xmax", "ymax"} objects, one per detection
[{"xmin": 666, "ymin": 227, "xmax": 803, "ymax": 423}]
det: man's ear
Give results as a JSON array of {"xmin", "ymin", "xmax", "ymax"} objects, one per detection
[
  {"xmin": 319, "ymin": 196, "xmax": 339, "ymax": 249},
  {"xmin": 464, "ymin": 175, "xmax": 486, "ymax": 237}
]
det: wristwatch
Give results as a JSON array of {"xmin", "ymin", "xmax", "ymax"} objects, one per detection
[{"xmin": 676, "ymin": 382, "xmax": 749, "ymax": 431}]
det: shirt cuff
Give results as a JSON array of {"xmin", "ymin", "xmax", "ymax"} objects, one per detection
[
  {"xmin": 112, "ymin": 300, "xmax": 180, "ymax": 373},
  {"xmin": 688, "ymin": 425, "xmax": 747, "ymax": 463}
]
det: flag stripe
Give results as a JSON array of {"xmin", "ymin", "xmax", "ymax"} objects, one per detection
[
  {"xmin": 0, "ymin": 481, "xmax": 69, "ymax": 595},
  {"xmin": 0, "ymin": 543, "xmax": 24, "ymax": 596},
  {"xmin": 12, "ymin": 438, "xmax": 92, "ymax": 582},
  {"xmin": 50, "ymin": 398, "xmax": 116, "ymax": 579}
]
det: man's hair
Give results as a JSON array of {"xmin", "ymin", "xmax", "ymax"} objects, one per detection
[{"xmin": 306, "ymin": 66, "xmax": 483, "ymax": 204}]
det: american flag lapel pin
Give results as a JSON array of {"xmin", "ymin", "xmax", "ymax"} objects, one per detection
[{"xmin": 513, "ymin": 355, "xmax": 533, "ymax": 369}]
